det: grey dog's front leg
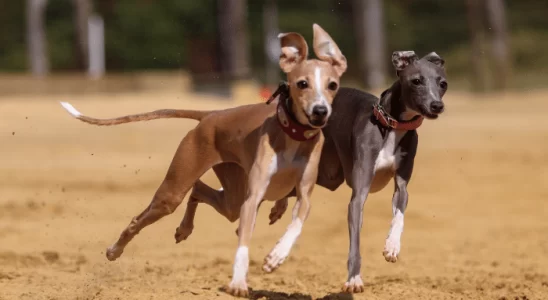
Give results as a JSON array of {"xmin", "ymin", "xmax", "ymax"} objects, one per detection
[
  {"xmin": 382, "ymin": 174, "xmax": 409, "ymax": 262},
  {"xmin": 343, "ymin": 125, "xmax": 377, "ymax": 293},
  {"xmin": 383, "ymin": 132, "xmax": 417, "ymax": 263},
  {"xmin": 343, "ymin": 185, "xmax": 371, "ymax": 293}
]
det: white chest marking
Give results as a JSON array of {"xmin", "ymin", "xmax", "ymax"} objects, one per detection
[
  {"xmin": 374, "ymin": 130, "xmax": 407, "ymax": 173},
  {"xmin": 268, "ymin": 142, "xmax": 303, "ymax": 175},
  {"xmin": 282, "ymin": 142, "xmax": 300, "ymax": 162}
]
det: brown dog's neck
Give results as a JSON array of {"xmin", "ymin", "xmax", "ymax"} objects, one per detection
[
  {"xmin": 266, "ymin": 81, "xmax": 320, "ymax": 141},
  {"xmin": 276, "ymin": 96, "xmax": 319, "ymax": 142}
]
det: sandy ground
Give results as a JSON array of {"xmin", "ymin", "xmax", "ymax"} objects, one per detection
[{"xmin": 1, "ymin": 88, "xmax": 547, "ymax": 300}]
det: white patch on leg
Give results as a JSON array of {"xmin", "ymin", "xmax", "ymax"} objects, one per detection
[
  {"xmin": 60, "ymin": 102, "xmax": 82, "ymax": 117},
  {"xmin": 383, "ymin": 210, "xmax": 403, "ymax": 263},
  {"xmin": 231, "ymin": 246, "xmax": 249, "ymax": 284},
  {"xmin": 263, "ymin": 219, "xmax": 303, "ymax": 273}
]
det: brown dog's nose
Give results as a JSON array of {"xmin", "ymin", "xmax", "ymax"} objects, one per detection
[
  {"xmin": 312, "ymin": 105, "xmax": 328, "ymax": 117},
  {"xmin": 430, "ymin": 102, "xmax": 444, "ymax": 113}
]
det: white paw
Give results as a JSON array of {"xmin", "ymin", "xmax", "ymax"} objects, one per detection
[
  {"xmin": 263, "ymin": 243, "xmax": 291, "ymax": 273},
  {"xmin": 226, "ymin": 279, "xmax": 249, "ymax": 297},
  {"xmin": 342, "ymin": 275, "xmax": 365, "ymax": 293},
  {"xmin": 383, "ymin": 237, "xmax": 401, "ymax": 263}
]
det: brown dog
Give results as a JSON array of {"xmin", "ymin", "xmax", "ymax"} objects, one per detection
[{"xmin": 60, "ymin": 24, "xmax": 347, "ymax": 297}]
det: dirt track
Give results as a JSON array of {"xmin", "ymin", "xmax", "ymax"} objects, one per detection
[{"xmin": 1, "ymin": 89, "xmax": 547, "ymax": 300}]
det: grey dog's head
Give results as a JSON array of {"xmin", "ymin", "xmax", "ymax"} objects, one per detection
[{"xmin": 391, "ymin": 51, "xmax": 448, "ymax": 119}]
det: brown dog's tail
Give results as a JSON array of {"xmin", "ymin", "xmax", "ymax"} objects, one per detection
[{"xmin": 60, "ymin": 102, "xmax": 213, "ymax": 126}]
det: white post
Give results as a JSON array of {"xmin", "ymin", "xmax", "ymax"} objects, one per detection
[
  {"xmin": 87, "ymin": 14, "xmax": 105, "ymax": 79},
  {"xmin": 27, "ymin": 0, "xmax": 49, "ymax": 76},
  {"xmin": 263, "ymin": 0, "xmax": 280, "ymax": 86}
]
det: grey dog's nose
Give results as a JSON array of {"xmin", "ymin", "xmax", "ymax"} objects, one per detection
[
  {"xmin": 312, "ymin": 105, "xmax": 328, "ymax": 117},
  {"xmin": 430, "ymin": 101, "xmax": 444, "ymax": 113}
]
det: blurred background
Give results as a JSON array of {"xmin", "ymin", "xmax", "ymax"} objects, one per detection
[
  {"xmin": 1, "ymin": 0, "xmax": 546, "ymax": 97},
  {"xmin": 2, "ymin": 1, "xmax": 548, "ymax": 299}
]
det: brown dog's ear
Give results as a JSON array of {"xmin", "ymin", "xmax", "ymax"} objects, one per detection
[
  {"xmin": 312, "ymin": 23, "xmax": 347, "ymax": 77},
  {"xmin": 422, "ymin": 52, "xmax": 445, "ymax": 68},
  {"xmin": 278, "ymin": 32, "xmax": 308, "ymax": 73},
  {"xmin": 392, "ymin": 51, "xmax": 419, "ymax": 73}
]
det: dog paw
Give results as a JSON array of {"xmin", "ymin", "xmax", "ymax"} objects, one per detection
[
  {"xmin": 225, "ymin": 280, "xmax": 249, "ymax": 298},
  {"xmin": 105, "ymin": 245, "xmax": 123, "ymax": 261},
  {"xmin": 174, "ymin": 226, "xmax": 193, "ymax": 243},
  {"xmin": 269, "ymin": 199, "xmax": 288, "ymax": 225},
  {"xmin": 383, "ymin": 238, "xmax": 400, "ymax": 263},
  {"xmin": 342, "ymin": 275, "xmax": 365, "ymax": 293},
  {"xmin": 262, "ymin": 244, "xmax": 290, "ymax": 273}
]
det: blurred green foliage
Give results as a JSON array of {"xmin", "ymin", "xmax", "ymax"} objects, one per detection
[{"xmin": 0, "ymin": 0, "xmax": 547, "ymax": 88}]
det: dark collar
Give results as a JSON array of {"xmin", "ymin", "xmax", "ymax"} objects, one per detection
[
  {"xmin": 266, "ymin": 82, "xmax": 320, "ymax": 141},
  {"xmin": 373, "ymin": 87, "xmax": 424, "ymax": 131},
  {"xmin": 372, "ymin": 103, "xmax": 424, "ymax": 131}
]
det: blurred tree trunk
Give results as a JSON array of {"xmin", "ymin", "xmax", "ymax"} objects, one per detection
[
  {"xmin": 218, "ymin": 0, "xmax": 251, "ymax": 80},
  {"xmin": 465, "ymin": 0, "xmax": 488, "ymax": 92},
  {"xmin": 263, "ymin": 0, "xmax": 280, "ymax": 87},
  {"xmin": 72, "ymin": 0, "xmax": 91, "ymax": 70},
  {"xmin": 26, "ymin": 0, "xmax": 49, "ymax": 76},
  {"xmin": 353, "ymin": 0, "xmax": 386, "ymax": 90},
  {"xmin": 485, "ymin": 0, "xmax": 510, "ymax": 91}
]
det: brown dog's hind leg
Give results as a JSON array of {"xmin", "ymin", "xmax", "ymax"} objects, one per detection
[
  {"xmin": 174, "ymin": 179, "xmax": 225, "ymax": 243},
  {"xmin": 106, "ymin": 130, "xmax": 220, "ymax": 261},
  {"xmin": 269, "ymin": 198, "xmax": 288, "ymax": 225},
  {"xmin": 175, "ymin": 162, "xmax": 247, "ymax": 242},
  {"xmin": 174, "ymin": 196, "xmax": 199, "ymax": 243}
]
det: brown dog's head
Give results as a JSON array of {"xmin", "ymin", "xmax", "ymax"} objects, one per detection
[{"xmin": 278, "ymin": 24, "xmax": 347, "ymax": 128}]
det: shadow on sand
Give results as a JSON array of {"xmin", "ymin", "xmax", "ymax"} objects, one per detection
[{"xmin": 218, "ymin": 287, "xmax": 354, "ymax": 300}]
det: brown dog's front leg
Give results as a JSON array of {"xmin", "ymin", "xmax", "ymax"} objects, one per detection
[
  {"xmin": 262, "ymin": 136, "xmax": 323, "ymax": 273},
  {"xmin": 226, "ymin": 153, "xmax": 274, "ymax": 298}
]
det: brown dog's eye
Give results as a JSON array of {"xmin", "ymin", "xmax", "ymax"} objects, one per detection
[
  {"xmin": 411, "ymin": 79, "xmax": 421, "ymax": 85},
  {"xmin": 328, "ymin": 82, "xmax": 338, "ymax": 91},
  {"xmin": 440, "ymin": 81, "xmax": 448, "ymax": 89},
  {"xmin": 296, "ymin": 80, "xmax": 308, "ymax": 89}
]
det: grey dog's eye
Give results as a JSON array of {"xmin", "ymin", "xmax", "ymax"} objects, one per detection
[
  {"xmin": 411, "ymin": 79, "xmax": 421, "ymax": 85},
  {"xmin": 297, "ymin": 80, "xmax": 308, "ymax": 89},
  {"xmin": 440, "ymin": 81, "xmax": 448, "ymax": 89}
]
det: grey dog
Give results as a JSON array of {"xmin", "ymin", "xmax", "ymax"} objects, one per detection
[{"xmin": 267, "ymin": 50, "xmax": 448, "ymax": 292}]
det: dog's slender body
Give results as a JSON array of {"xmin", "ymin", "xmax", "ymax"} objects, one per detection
[
  {"xmin": 61, "ymin": 24, "xmax": 347, "ymax": 297},
  {"xmin": 175, "ymin": 51, "xmax": 448, "ymax": 293}
]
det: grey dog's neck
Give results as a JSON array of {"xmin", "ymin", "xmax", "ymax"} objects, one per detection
[{"xmin": 379, "ymin": 81, "xmax": 408, "ymax": 122}]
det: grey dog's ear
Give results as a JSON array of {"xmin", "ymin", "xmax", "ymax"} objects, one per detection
[
  {"xmin": 392, "ymin": 51, "xmax": 419, "ymax": 73},
  {"xmin": 422, "ymin": 52, "xmax": 445, "ymax": 68}
]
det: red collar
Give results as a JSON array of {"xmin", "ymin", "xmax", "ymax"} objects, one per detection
[
  {"xmin": 276, "ymin": 99, "xmax": 320, "ymax": 141},
  {"xmin": 266, "ymin": 81, "xmax": 319, "ymax": 141},
  {"xmin": 373, "ymin": 103, "xmax": 424, "ymax": 131}
]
